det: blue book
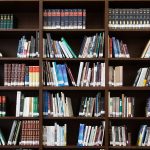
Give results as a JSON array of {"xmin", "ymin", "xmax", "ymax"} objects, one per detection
[
  {"xmin": 43, "ymin": 91, "xmax": 48, "ymax": 116},
  {"xmin": 112, "ymin": 37, "xmax": 119, "ymax": 58},
  {"xmin": 116, "ymin": 39, "xmax": 121, "ymax": 57},
  {"xmin": 61, "ymin": 64, "xmax": 69, "ymax": 86},
  {"xmin": 57, "ymin": 64, "xmax": 65, "ymax": 86},
  {"xmin": 77, "ymin": 124, "xmax": 85, "ymax": 146}
]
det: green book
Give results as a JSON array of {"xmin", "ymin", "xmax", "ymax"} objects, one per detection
[
  {"xmin": 61, "ymin": 37, "xmax": 77, "ymax": 58},
  {"xmin": 3, "ymin": 14, "xmax": 7, "ymax": 29},
  {"xmin": 119, "ymin": 98, "xmax": 122, "ymax": 117},
  {"xmin": 33, "ymin": 97, "xmax": 38, "ymax": 117}
]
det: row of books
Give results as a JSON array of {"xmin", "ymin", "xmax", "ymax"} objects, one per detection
[
  {"xmin": 110, "ymin": 125, "xmax": 130, "ymax": 146},
  {"xmin": 0, "ymin": 96, "xmax": 6, "ymax": 117},
  {"xmin": 79, "ymin": 33, "xmax": 104, "ymax": 58},
  {"xmin": 79, "ymin": 93, "xmax": 105, "ymax": 117},
  {"xmin": 17, "ymin": 35, "xmax": 39, "ymax": 58},
  {"xmin": 109, "ymin": 8, "xmax": 150, "ymax": 29},
  {"xmin": 43, "ymin": 9, "xmax": 86, "ymax": 29},
  {"xmin": 133, "ymin": 67, "xmax": 150, "ymax": 87},
  {"xmin": 43, "ymin": 91, "xmax": 73, "ymax": 117},
  {"xmin": 16, "ymin": 91, "xmax": 39, "ymax": 117},
  {"xmin": 20, "ymin": 120, "xmax": 39, "ymax": 145},
  {"xmin": 43, "ymin": 123, "xmax": 67, "ymax": 146},
  {"xmin": 4, "ymin": 64, "xmax": 40, "ymax": 87},
  {"xmin": 77, "ymin": 62, "xmax": 105, "ymax": 87},
  {"xmin": 43, "ymin": 61, "xmax": 75, "ymax": 86},
  {"xmin": 108, "ymin": 93, "xmax": 135, "ymax": 117},
  {"xmin": 43, "ymin": 33, "xmax": 104, "ymax": 59},
  {"xmin": 0, "ymin": 14, "xmax": 14, "ymax": 29},
  {"xmin": 7, "ymin": 120, "xmax": 39, "ymax": 146},
  {"xmin": 109, "ymin": 66, "xmax": 123, "ymax": 86},
  {"xmin": 43, "ymin": 33, "xmax": 77, "ymax": 58},
  {"xmin": 137, "ymin": 125, "xmax": 150, "ymax": 146},
  {"xmin": 108, "ymin": 36, "xmax": 130, "ymax": 58},
  {"xmin": 77, "ymin": 122, "xmax": 105, "ymax": 146}
]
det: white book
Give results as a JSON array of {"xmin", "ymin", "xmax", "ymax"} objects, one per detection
[
  {"xmin": 85, "ymin": 126, "xmax": 91, "ymax": 146},
  {"xmin": 59, "ymin": 41, "xmax": 70, "ymax": 58},
  {"xmin": 63, "ymin": 124, "xmax": 67, "ymax": 146},
  {"xmin": 52, "ymin": 62, "xmax": 58, "ymax": 86},
  {"xmin": 88, "ymin": 126, "xmax": 94, "ymax": 146},
  {"xmin": 47, "ymin": 126, "xmax": 55, "ymax": 146},
  {"xmin": 7, "ymin": 121, "xmax": 17, "ymax": 145},
  {"xmin": 112, "ymin": 126, "xmax": 116, "ymax": 146},
  {"xmin": 16, "ymin": 91, "xmax": 21, "ymax": 117},
  {"xmin": 77, "ymin": 62, "xmax": 84, "ymax": 86},
  {"xmin": 109, "ymin": 97, "xmax": 113, "ymax": 117},
  {"xmin": 92, "ymin": 126, "xmax": 98, "ymax": 146},
  {"xmin": 83, "ymin": 126, "xmax": 88, "ymax": 146},
  {"xmin": 101, "ymin": 63, "xmax": 105, "ymax": 86},
  {"xmin": 136, "ymin": 68, "xmax": 148, "ymax": 86},
  {"xmin": 66, "ymin": 97, "xmax": 73, "ymax": 117},
  {"xmin": 23, "ymin": 97, "xmax": 29, "ymax": 117},
  {"xmin": 141, "ymin": 40, "xmax": 150, "ymax": 58},
  {"xmin": 43, "ymin": 126, "xmax": 47, "ymax": 145}
]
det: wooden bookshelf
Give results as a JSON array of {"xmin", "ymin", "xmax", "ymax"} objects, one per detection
[{"xmin": 0, "ymin": 0, "xmax": 149, "ymax": 150}]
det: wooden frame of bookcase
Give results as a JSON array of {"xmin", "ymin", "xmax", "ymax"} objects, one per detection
[{"xmin": 0, "ymin": 0, "xmax": 150, "ymax": 150}]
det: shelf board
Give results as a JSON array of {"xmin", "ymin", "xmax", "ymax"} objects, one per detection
[
  {"xmin": 0, "ymin": 86, "xmax": 39, "ymax": 90},
  {"xmin": 44, "ymin": 0, "xmax": 104, "ymax": 1},
  {"xmin": 109, "ymin": 146, "xmax": 150, "ymax": 149},
  {"xmin": 0, "ymin": 29, "xmax": 39, "ymax": 32},
  {"xmin": 43, "ymin": 29, "xmax": 104, "ymax": 32},
  {"xmin": 109, "ymin": 28, "xmax": 150, "ymax": 32},
  {"xmin": 43, "ymin": 146, "xmax": 105, "ymax": 149},
  {"xmin": 109, "ymin": 86, "xmax": 150, "ymax": 91},
  {"xmin": 0, "ymin": 145, "xmax": 39, "ymax": 149},
  {"xmin": 0, "ymin": 0, "xmax": 39, "ymax": 1},
  {"xmin": 44, "ymin": 116, "xmax": 105, "ymax": 120},
  {"xmin": 0, "ymin": 58, "xmax": 39, "ymax": 61},
  {"xmin": 43, "ymin": 58, "xmax": 105, "ymax": 61},
  {"xmin": 109, "ymin": 58, "xmax": 150, "ymax": 61},
  {"xmin": 0, "ymin": 117, "xmax": 39, "ymax": 120},
  {"xmin": 109, "ymin": 117, "xmax": 150, "ymax": 120},
  {"xmin": 43, "ymin": 86, "xmax": 105, "ymax": 91},
  {"xmin": 109, "ymin": 0, "xmax": 150, "ymax": 1}
]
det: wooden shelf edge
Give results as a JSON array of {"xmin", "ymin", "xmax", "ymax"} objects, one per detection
[
  {"xmin": 109, "ymin": 117, "xmax": 150, "ymax": 120},
  {"xmin": 43, "ymin": 29, "xmax": 105, "ymax": 32},
  {"xmin": 109, "ymin": 146, "xmax": 150, "ymax": 149},
  {"xmin": 42, "ymin": 86, "xmax": 105, "ymax": 90},
  {"xmin": 0, "ymin": 117, "xmax": 39, "ymax": 120},
  {"xmin": 108, "ymin": 87, "xmax": 150, "ymax": 90},
  {"xmin": 109, "ymin": 28, "xmax": 150, "ymax": 32},
  {"xmin": 0, "ymin": 58, "xmax": 39, "ymax": 61},
  {"xmin": 43, "ymin": 58, "xmax": 105, "ymax": 61},
  {"xmin": 43, "ymin": 117, "xmax": 105, "ymax": 120},
  {"xmin": 0, "ymin": 29, "xmax": 39, "ymax": 32},
  {"xmin": 43, "ymin": 145, "xmax": 105, "ymax": 148},
  {"xmin": 0, "ymin": 86, "xmax": 39, "ymax": 90}
]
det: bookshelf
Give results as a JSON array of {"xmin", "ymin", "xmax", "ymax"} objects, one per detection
[{"xmin": 0, "ymin": 0, "xmax": 150, "ymax": 149}]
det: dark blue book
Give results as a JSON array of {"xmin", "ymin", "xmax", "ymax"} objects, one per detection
[
  {"xmin": 112, "ymin": 37, "xmax": 119, "ymax": 58},
  {"xmin": 77, "ymin": 124, "xmax": 85, "ymax": 146}
]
